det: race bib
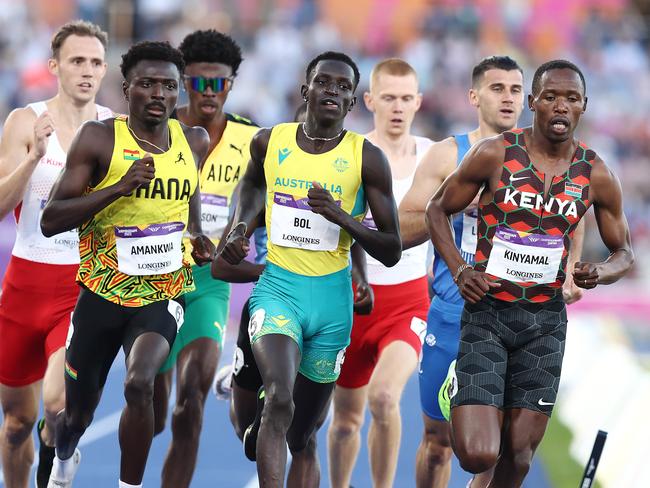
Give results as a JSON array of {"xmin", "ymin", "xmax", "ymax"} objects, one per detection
[
  {"xmin": 200, "ymin": 194, "xmax": 229, "ymax": 238},
  {"xmin": 485, "ymin": 226, "xmax": 564, "ymax": 284},
  {"xmin": 38, "ymin": 199, "xmax": 79, "ymax": 252},
  {"xmin": 270, "ymin": 192, "xmax": 341, "ymax": 251},
  {"xmin": 362, "ymin": 211, "xmax": 377, "ymax": 230},
  {"xmin": 460, "ymin": 209, "xmax": 478, "ymax": 257},
  {"xmin": 115, "ymin": 222, "xmax": 184, "ymax": 276}
]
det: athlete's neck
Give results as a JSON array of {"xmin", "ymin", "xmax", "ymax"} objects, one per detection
[
  {"xmin": 527, "ymin": 126, "xmax": 577, "ymax": 162},
  {"xmin": 127, "ymin": 114, "xmax": 170, "ymax": 151},
  {"xmin": 47, "ymin": 94, "xmax": 98, "ymax": 131},
  {"xmin": 177, "ymin": 105, "xmax": 226, "ymax": 147}
]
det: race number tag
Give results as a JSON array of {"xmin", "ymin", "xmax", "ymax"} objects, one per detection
[
  {"xmin": 270, "ymin": 192, "xmax": 341, "ymax": 251},
  {"xmin": 460, "ymin": 209, "xmax": 478, "ymax": 257},
  {"xmin": 485, "ymin": 226, "xmax": 564, "ymax": 284},
  {"xmin": 200, "ymin": 194, "xmax": 229, "ymax": 238},
  {"xmin": 38, "ymin": 199, "xmax": 79, "ymax": 252},
  {"xmin": 115, "ymin": 222, "xmax": 184, "ymax": 276}
]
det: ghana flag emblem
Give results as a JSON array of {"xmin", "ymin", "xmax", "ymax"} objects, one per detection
[
  {"xmin": 565, "ymin": 181, "xmax": 583, "ymax": 198},
  {"xmin": 65, "ymin": 360, "xmax": 78, "ymax": 380},
  {"xmin": 124, "ymin": 149, "xmax": 141, "ymax": 161}
]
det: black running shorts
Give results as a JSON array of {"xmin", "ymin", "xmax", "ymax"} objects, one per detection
[
  {"xmin": 232, "ymin": 298, "xmax": 263, "ymax": 391},
  {"xmin": 451, "ymin": 294, "xmax": 567, "ymax": 416},
  {"xmin": 65, "ymin": 286, "xmax": 184, "ymax": 392}
]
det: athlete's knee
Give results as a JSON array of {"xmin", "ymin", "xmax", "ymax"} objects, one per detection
[
  {"xmin": 503, "ymin": 439, "xmax": 537, "ymax": 478},
  {"xmin": 421, "ymin": 430, "xmax": 453, "ymax": 468},
  {"xmin": 289, "ymin": 430, "xmax": 317, "ymax": 456},
  {"xmin": 329, "ymin": 410, "xmax": 363, "ymax": 442},
  {"xmin": 2, "ymin": 412, "xmax": 37, "ymax": 447},
  {"xmin": 368, "ymin": 384, "xmax": 400, "ymax": 423},
  {"xmin": 171, "ymin": 391, "xmax": 205, "ymax": 439},
  {"xmin": 454, "ymin": 441, "xmax": 499, "ymax": 474},
  {"xmin": 43, "ymin": 392, "xmax": 65, "ymax": 424},
  {"xmin": 123, "ymin": 372, "xmax": 154, "ymax": 409},
  {"xmin": 62, "ymin": 408, "xmax": 93, "ymax": 436},
  {"xmin": 263, "ymin": 384, "xmax": 294, "ymax": 431}
]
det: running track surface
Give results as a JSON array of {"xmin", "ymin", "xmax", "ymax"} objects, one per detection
[{"xmin": 0, "ymin": 216, "xmax": 551, "ymax": 487}]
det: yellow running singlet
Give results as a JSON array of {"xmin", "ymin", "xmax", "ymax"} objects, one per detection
[
  {"xmin": 77, "ymin": 116, "xmax": 199, "ymax": 306},
  {"xmin": 264, "ymin": 122, "xmax": 366, "ymax": 276}
]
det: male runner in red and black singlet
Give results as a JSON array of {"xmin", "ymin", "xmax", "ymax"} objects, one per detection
[{"xmin": 426, "ymin": 60, "xmax": 634, "ymax": 487}]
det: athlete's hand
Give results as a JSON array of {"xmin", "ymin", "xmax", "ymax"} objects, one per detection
[
  {"xmin": 307, "ymin": 181, "xmax": 345, "ymax": 225},
  {"xmin": 218, "ymin": 222, "xmax": 250, "ymax": 265},
  {"xmin": 191, "ymin": 234, "xmax": 215, "ymax": 266},
  {"xmin": 118, "ymin": 153, "xmax": 155, "ymax": 196},
  {"xmin": 573, "ymin": 261, "xmax": 600, "ymax": 289},
  {"xmin": 353, "ymin": 282, "xmax": 374, "ymax": 315},
  {"xmin": 30, "ymin": 112, "xmax": 55, "ymax": 161},
  {"xmin": 562, "ymin": 264, "xmax": 584, "ymax": 304},
  {"xmin": 457, "ymin": 268, "xmax": 500, "ymax": 304}
]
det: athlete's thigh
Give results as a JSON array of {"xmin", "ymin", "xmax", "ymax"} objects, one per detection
[
  {"xmin": 451, "ymin": 300, "xmax": 507, "ymax": 411},
  {"xmin": 370, "ymin": 340, "xmax": 417, "ymax": 395},
  {"xmin": 175, "ymin": 337, "xmax": 220, "ymax": 397},
  {"xmin": 287, "ymin": 373, "xmax": 335, "ymax": 450},
  {"xmin": 231, "ymin": 382, "xmax": 258, "ymax": 440},
  {"xmin": 123, "ymin": 296, "xmax": 185, "ymax": 361},
  {"xmin": 42, "ymin": 347, "xmax": 66, "ymax": 407},
  {"xmin": 0, "ymin": 284, "xmax": 48, "ymax": 387},
  {"xmin": 65, "ymin": 288, "xmax": 125, "ymax": 393},
  {"xmin": 232, "ymin": 298, "xmax": 263, "ymax": 392},
  {"xmin": 419, "ymin": 298, "xmax": 463, "ymax": 421},
  {"xmin": 505, "ymin": 299, "xmax": 567, "ymax": 416},
  {"xmin": 502, "ymin": 407, "xmax": 549, "ymax": 452},
  {"xmin": 160, "ymin": 266, "xmax": 229, "ymax": 373}
]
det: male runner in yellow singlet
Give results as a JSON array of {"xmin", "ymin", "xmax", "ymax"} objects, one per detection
[
  {"xmin": 41, "ymin": 41, "xmax": 214, "ymax": 488},
  {"xmin": 220, "ymin": 51, "xmax": 402, "ymax": 488},
  {"xmin": 151, "ymin": 29, "xmax": 258, "ymax": 488}
]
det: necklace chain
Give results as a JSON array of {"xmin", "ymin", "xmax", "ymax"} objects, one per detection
[
  {"xmin": 301, "ymin": 123, "xmax": 344, "ymax": 142},
  {"xmin": 127, "ymin": 118, "xmax": 169, "ymax": 153}
]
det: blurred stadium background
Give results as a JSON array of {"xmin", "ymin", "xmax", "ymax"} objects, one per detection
[{"xmin": 1, "ymin": 0, "xmax": 649, "ymax": 487}]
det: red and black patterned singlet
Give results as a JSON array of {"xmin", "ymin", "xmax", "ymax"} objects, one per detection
[{"xmin": 474, "ymin": 129, "xmax": 595, "ymax": 303}]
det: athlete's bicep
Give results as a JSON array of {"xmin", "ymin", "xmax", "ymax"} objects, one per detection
[
  {"xmin": 591, "ymin": 161, "xmax": 632, "ymax": 253},
  {"xmin": 243, "ymin": 128, "xmax": 271, "ymax": 186},
  {"xmin": 362, "ymin": 142, "xmax": 399, "ymax": 234},
  {"xmin": 0, "ymin": 109, "xmax": 34, "ymax": 178}
]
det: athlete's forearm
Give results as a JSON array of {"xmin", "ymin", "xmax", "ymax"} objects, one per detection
[
  {"xmin": 231, "ymin": 177, "xmax": 266, "ymax": 233},
  {"xmin": 597, "ymin": 248, "xmax": 634, "ymax": 285},
  {"xmin": 0, "ymin": 153, "xmax": 40, "ymax": 219},
  {"xmin": 41, "ymin": 184, "xmax": 124, "ymax": 237},
  {"xmin": 338, "ymin": 213, "xmax": 401, "ymax": 267},
  {"xmin": 186, "ymin": 188, "xmax": 204, "ymax": 238},
  {"xmin": 567, "ymin": 219, "xmax": 585, "ymax": 267},
  {"xmin": 426, "ymin": 199, "xmax": 466, "ymax": 278},
  {"xmin": 211, "ymin": 257, "xmax": 264, "ymax": 283},
  {"xmin": 398, "ymin": 208, "xmax": 429, "ymax": 250}
]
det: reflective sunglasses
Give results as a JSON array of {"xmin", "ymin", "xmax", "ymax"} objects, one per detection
[{"xmin": 184, "ymin": 76, "xmax": 233, "ymax": 93}]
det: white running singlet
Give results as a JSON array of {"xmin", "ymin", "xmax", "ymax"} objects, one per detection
[{"xmin": 11, "ymin": 101, "xmax": 113, "ymax": 264}]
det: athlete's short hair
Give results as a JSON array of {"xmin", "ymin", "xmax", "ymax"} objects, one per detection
[
  {"xmin": 120, "ymin": 41, "xmax": 185, "ymax": 80},
  {"xmin": 305, "ymin": 51, "xmax": 360, "ymax": 89},
  {"xmin": 369, "ymin": 58, "xmax": 417, "ymax": 90},
  {"xmin": 471, "ymin": 56, "xmax": 523, "ymax": 87},
  {"xmin": 178, "ymin": 29, "xmax": 243, "ymax": 76},
  {"xmin": 51, "ymin": 20, "xmax": 108, "ymax": 59},
  {"xmin": 531, "ymin": 59, "xmax": 586, "ymax": 96}
]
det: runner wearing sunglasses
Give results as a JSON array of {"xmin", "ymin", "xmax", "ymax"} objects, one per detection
[{"xmin": 150, "ymin": 29, "xmax": 259, "ymax": 488}]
